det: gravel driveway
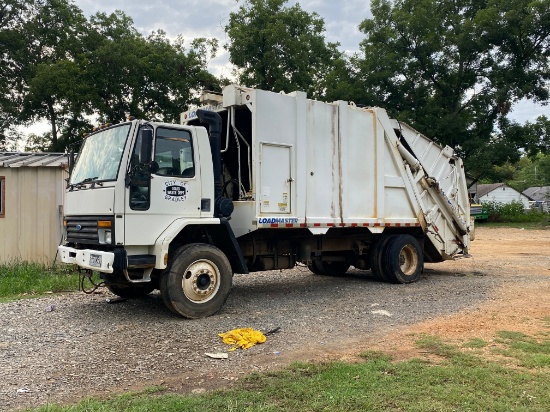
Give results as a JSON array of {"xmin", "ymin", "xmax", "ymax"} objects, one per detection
[{"xmin": 0, "ymin": 257, "xmax": 500, "ymax": 411}]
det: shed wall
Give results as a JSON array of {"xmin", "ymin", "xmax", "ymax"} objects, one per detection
[{"xmin": 0, "ymin": 167, "xmax": 67, "ymax": 265}]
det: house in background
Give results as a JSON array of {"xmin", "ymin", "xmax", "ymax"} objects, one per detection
[
  {"xmin": 523, "ymin": 186, "xmax": 550, "ymax": 212},
  {"xmin": 477, "ymin": 183, "xmax": 531, "ymax": 209},
  {"xmin": 523, "ymin": 186, "xmax": 550, "ymax": 202},
  {"xmin": 0, "ymin": 152, "xmax": 68, "ymax": 265}
]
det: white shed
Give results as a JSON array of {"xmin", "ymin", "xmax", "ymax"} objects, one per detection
[
  {"xmin": 0, "ymin": 152, "xmax": 68, "ymax": 265},
  {"xmin": 478, "ymin": 183, "xmax": 531, "ymax": 209}
]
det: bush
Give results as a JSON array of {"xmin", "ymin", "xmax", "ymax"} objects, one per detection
[{"xmin": 482, "ymin": 200, "xmax": 547, "ymax": 223}]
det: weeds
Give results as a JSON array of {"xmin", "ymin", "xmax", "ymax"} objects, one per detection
[
  {"xmin": 0, "ymin": 262, "xmax": 79, "ymax": 300},
  {"xmin": 482, "ymin": 200, "xmax": 549, "ymax": 224}
]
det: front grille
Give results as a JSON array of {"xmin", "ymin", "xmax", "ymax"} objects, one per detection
[{"xmin": 65, "ymin": 216, "xmax": 114, "ymax": 245}]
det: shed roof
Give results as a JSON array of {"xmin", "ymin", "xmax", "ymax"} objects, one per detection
[
  {"xmin": 0, "ymin": 152, "xmax": 68, "ymax": 168},
  {"xmin": 523, "ymin": 186, "xmax": 550, "ymax": 201},
  {"xmin": 477, "ymin": 183, "xmax": 506, "ymax": 198}
]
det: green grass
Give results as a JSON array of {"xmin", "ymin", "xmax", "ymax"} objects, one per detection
[
  {"xmin": 0, "ymin": 262, "xmax": 80, "ymax": 300},
  {"xmin": 463, "ymin": 338, "xmax": 489, "ymax": 349},
  {"xmin": 477, "ymin": 218, "xmax": 550, "ymax": 229},
  {"xmin": 27, "ymin": 329, "xmax": 550, "ymax": 412},
  {"xmin": 492, "ymin": 330, "xmax": 550, "ymax": 369}
]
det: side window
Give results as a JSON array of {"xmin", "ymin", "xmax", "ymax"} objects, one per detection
[
  {"xmin": 154, "ymin": 128, "xmax": 194, "ymax": 178},
  {"xmin": 0, "ymin": 176, "xmax": 4, "ymax": 218},
  {"xmin": 129, "ymin": 131, "xmax": 151, "ymax": 211}
]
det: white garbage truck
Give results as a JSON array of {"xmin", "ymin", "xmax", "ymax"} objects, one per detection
[{"xmin": 58, "ymin": 85, "xmax": 471, "ymax": 318}]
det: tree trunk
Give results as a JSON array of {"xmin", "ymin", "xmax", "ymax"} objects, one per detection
[{"xmin": 47, "ymin": 100, "xmax": 57, "ymax": 149}]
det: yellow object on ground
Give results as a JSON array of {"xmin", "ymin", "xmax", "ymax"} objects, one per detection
[{"xmin": 218, "ymin": 328, "xmax": 267, "ymax": 351}]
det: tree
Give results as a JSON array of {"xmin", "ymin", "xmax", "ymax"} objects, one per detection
[
  {"xmin": 128, "ymin": 33, "xmax": 220, "ymax": 123},
  {"xmin": 1, "ymin": 1, "xmax": 221, "ymax": 152},
  {"xmin": 225, "ymin": 0, "xmax": 343, "ymax": 98},
  {"xmin": 503, "ymin": 153, "xmax": 550, "ymax": 191},
  {"xmin": 0, "ymin": 0, "xmax": 39, "ymax": 149},
  {"xmin": 12, "ymin": 0, "xmax": 90, "ymax": 151},
  {"xmin": 84, "ymin": 12, "xmax": 220, "ymax": 125},
  {"xmin": 356, "ymin": 0, "xmax": 550, "ymax": 177},
  {"xmin": 525, "ymin": 116, "xmax": 550, "ymax": 155}
]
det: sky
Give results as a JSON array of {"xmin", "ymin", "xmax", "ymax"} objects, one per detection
[
  {"xmin": 75, "ymin": 0, "xmax": 372, "ymax": 80},
  {"xmin": 68, "ymin": 0, "xmax": 548, "ymax": 125}
]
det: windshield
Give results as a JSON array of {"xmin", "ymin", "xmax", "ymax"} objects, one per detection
[{"xmin": 70, "ymin": 124, "xmax": 131, "ymax": 185}]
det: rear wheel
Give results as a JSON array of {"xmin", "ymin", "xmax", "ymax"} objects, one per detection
[
  {"xmin": 381, "ymin": 234, "xmax": 423, "ymax": 284},
  {"xmin": 368, "ymin": 236, "xmax": 395, "ymax": 282},
  {"xmin": 308, "ymin": 261, "xmax": 323, "ymax": 275},
  {"xmin": 160, "ymin": 243, "xmax": 233, "ymax": 318},
  {"xmin": 309, "ymin": 260, "xmax": 350, "ymax": 276}
]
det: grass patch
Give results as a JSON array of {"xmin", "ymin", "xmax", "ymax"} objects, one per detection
[
  {"xmin": 27, "ymin": 330, "xmax": 550, "ymax": 412},
  {"xmin": 359, "ymin": 350, "xmax": 393, "ymax": 363},
  {"xmin": 463, "ymin": 338, "xmax": 489, "ymax": 349},
  {"xmin": 492, "ymin": 330, "xmax": 550, "ymax": 369},
  {"xmin": 480, "ymin": 220, "xmax": 550, "ymax": 229},
  {"xmin": 0, "ymin": 262, "xmax": 80, "ymax": 300}
]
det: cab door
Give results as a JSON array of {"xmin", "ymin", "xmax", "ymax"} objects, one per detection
[{"xmin": 124, "ymin": 126, "xmax": 202, "ymax": 246}]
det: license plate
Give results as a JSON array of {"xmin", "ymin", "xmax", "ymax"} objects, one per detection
[{"xmin": 90, "ymin": 254, "xmax": 102, "ymax": 268}]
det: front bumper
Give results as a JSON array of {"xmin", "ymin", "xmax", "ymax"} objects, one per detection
[{"xmin": 58, "ymin": 245, "xmax": 115, "ymax": 273}]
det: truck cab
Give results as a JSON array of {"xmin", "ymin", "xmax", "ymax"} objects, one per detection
[{"xmin": 58, "ymin": 118, "xmax": 246, "ymax": 317}]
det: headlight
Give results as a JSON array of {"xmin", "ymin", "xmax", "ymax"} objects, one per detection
[
  {"xmin": 98, "ymin": 229, "xmax": 112, "ymax": 244},
  {"xmin": 104, "ymin": 230, "xmax": 112, "ymax": 244}
]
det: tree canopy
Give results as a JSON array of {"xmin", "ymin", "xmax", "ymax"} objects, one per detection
[
  {"xmin": 225, "ymin": 0, "xmax": 343, "ymax": 98},
  {"xmin": 0, "ymin": 0, "xmax": 219, "ymax": 151},
  {"xmin": 1, "ymin": 0, "xmax": 548, "ymax": 179},
  {"xmin": 355, "ymin": 0, "xmax": 550, "ymax": 176}
]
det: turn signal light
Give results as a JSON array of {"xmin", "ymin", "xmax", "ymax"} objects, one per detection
[{"xmin": 97, "ymin": 220, "xmax": 112, "ymax": 228}]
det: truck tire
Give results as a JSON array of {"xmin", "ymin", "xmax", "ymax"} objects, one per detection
[
  {"xmin": 103, "ymin": 271, "xmax": 156, "ymax": 298},
  {"xmin": 106, "ymin": 283, "xmax": 155, "ymax": 299},
  {"xmin": 368, "ymin": 236, "xmax": 394, "ymax": 282},
  {"xmin": 316, "ymin": 261, "xmax": 350, "ymax": 276},
  {"xmin": 160, "ymin": 273, "xmax": 179, "ymax": 315},
  {"xmin": 160, "ymin": 243, "xmax": 233, "ymax": 318},
  {"xmin": 381, "ymin": 234, "xmax": 423, "ymax": 284},
  {"xmin": 308, "ymin": 261, "xmax": 350, "ymax": 276},
  {"xmin": 307, "ymin": 262, "xmax": 323, "ymax": 275}
]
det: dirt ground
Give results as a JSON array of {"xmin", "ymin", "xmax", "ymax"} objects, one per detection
[
  {"xmin": 157, "ymin": 225, "xmax": 550, "ymax": 396},
  {"xmin": 1, "ymin": 226, "xmax": 549, "ymax": 410},
  {"xmin": 329, "ymin": 226, "xmax": 550, "ymax": 364}
]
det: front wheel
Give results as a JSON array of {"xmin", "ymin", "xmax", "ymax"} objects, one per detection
[
  {"xmin": 160, "ymin": 243, "xmax": 233, "ymax": 318},
  {"xmin": 106, "ymin": 283, "xmax": 155, "ymax": 299},
  {"xmin": 102, "ymin": 271, "xmax": 155, "ymax": 298}
]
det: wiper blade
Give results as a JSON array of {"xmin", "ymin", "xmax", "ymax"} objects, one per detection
[
  {"xmin": 70, "ymin": 177, "xmax": 102, "ymax": 190},
  {"xmin": 74, "ymin": 176, "xmax": 99, "ymax": 186}
]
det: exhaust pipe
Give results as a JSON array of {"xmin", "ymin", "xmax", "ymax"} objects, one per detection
[{"xmin": 197, "ymin": 109, "xmax": 233, "ymax": 218}]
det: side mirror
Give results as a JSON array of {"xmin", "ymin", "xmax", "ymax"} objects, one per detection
[
  {"xmin": 68, "ymin": 149, "xmax": 75, "ymax": 174},
  {"xmin": 139, "ymin": 128, "xmax": 153, "ymax": 165}
]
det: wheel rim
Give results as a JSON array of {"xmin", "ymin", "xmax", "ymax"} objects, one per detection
[
  {"xmin": 398, "ymin": 244, "xmax": 418, "ymax": 276},
  {"xmin": 181, "ymin": 259, "xmax": 220, "ymax": 303}
]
